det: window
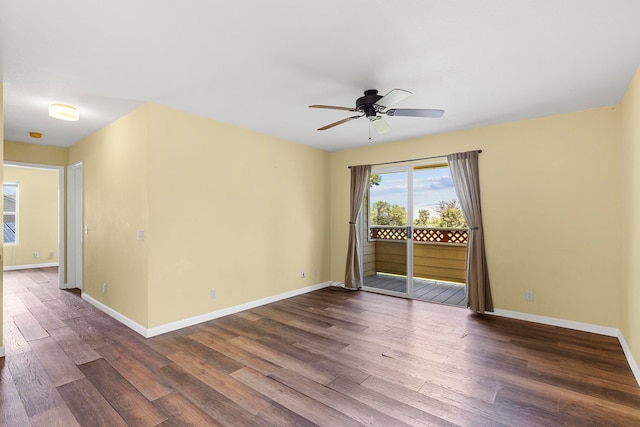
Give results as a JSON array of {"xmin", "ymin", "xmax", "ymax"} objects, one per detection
[{"xmin": 4, "ymin": 182, "xmax": 18, "ymax": 244}]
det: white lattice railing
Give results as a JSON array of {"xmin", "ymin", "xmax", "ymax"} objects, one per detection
[{"xmin": 369, "ymin": 226, "xmax": 468, "ymax": 244}]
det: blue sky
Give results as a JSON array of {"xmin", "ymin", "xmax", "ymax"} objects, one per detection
[{"xmin": 369, "ymin": 166, "xmax": 457, "ymax": 220}]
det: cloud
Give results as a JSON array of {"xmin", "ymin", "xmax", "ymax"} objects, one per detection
[
  {"xmin": 370, "ymin": 184, "xmax": 408, "ymax": 198},
  {"xmin": 413, "ymin": 174, "xmax": 454, "ymax": 191},
  {"xmin": 369, "ymin": 169, "xmax": 459, "ymax": 214}
]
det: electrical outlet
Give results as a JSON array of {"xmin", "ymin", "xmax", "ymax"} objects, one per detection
[
  {"xmin": 300, "ymin": 271, "xmax": 305, "ymax": 279},
  {"xmin": 210, "ymin": 289, "xmax": 216, "ymax": 299},
  {"xmin": 102, "ymin": 283, "xmax": 107, "ymax": 294},
  {"xmin": 313, "ymin": 267, "xmax": 318, "ymax": 277},
  {"xmin": 50, "ymin": 251, "xmax": 55, "ymax": 259},
  {"xmin": 526, "ymin": 290, "xmax": 534, "ymax": 302},
  {"xmin": 33, "ymin": 251, "xmax": 39, "ymax": 259}
]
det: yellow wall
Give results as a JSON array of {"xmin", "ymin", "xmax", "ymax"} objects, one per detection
[
  {"xmin": 3, "ymin": 165, "xmax": 59, "ymax": 267},
  {"xmin": 146, "ymin": 104, "xmax": 330, "ymax": 327},
  {"xmin": 4, "ymin": 140, "xmax": 68, "ymax": 166},
  {"xmin": 66, "ymin": 102, "xmax": 622, "ymax": 332},
  {"xmin": 68, "ymin": 105, "xmax": 150, "ymax": 326},
  {"xmin": 67, "ymin": 103, "xmax": 330, "ymax": 328},
  {"xmin": 621, "ymin": 66, "xmax": 640, "ymax": 368},
  {"xmin": 330, "ymin": 106, "xmax": 623, "ymax": 328}
]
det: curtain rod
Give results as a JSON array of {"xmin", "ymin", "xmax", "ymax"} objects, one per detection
[{"xmin": 347, "ymin": 149, "xmax": 482, "ymax": 169}]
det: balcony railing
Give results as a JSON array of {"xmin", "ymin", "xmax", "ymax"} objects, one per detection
[
  {"xmin": 369, "ymin": 226, "xmax": 468, "ymax": 245},
  {"xmin": 365, "ymin": 226, "xmax": 468, "ymax": 283}
]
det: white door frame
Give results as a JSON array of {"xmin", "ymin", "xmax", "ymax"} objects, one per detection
[
  {"xmin": 362, "ymin": 166, "xmax": 415, "ymax": 298},
  {"xmin": 67, "ymin": 161, "xmax": 83, "ymax": 290},
  {"xmin": 3, "ymin": 161, "xmax": 66, "ymax": 289}
]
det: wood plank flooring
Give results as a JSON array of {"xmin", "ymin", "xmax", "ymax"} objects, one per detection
[
  {"xmin": 2, "ymin": 267, "xmax": 640, "ymax": 426},
  {"xmin": 364, "ymin": 274, "xmax": 467, "ymax": 307}
]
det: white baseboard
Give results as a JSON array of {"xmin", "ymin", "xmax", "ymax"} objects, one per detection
[
  {"xmin": 491, "ymin": 309, "xmax": 619, "ymax": 337},
  {"xmin": 82, "ymin": 281, "xmax": 332, "ymax": 339},
  {"xmin": 146, "ymin": 281, "xmax": 332, "ymax": 337},
  {"xmin": 82, "ymin": 294, "xmax": 148, "ymax": 337},
  {"xmin": 0, "ymin": 345, "xmax": 5, "ymax": 358},
  {"xmin": 3, "ymin": 262, "xmax": 59, "ymax": 271},
  {"xmin": 617, "ymin": 331, "xmax": 640, "ymax": 387},
  {"xmin": 491, "ymin": 308, "xmax": 639, "ymax": 387}
]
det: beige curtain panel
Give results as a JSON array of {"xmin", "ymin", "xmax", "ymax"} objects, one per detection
[
  {"xmin": 447, "ymin": 151, "xmax": 494, "ymax": 313},
  {"xmin": 344, "ymin": 165, "xmax": 371, "ymax": 289}
]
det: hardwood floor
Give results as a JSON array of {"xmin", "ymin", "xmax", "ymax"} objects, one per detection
[{"xmin": 2, "ymin": 267, "xmax": 640, "ymax": 426}]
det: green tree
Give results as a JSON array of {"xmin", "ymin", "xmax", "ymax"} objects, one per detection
[
  {"xmin": 370, "ymin": 200, "xmax": 407, "ymax": 226},
  {"xmin": 429, "ymin": 200, "xmax": 467, "ymax": 228},
  {"xmin": 413, "ymin": 209, "xmax": 431, "ymax": 227},
  {"xmin": 369, "ymin": 174, "xmax": 382, "ymax": 187}
]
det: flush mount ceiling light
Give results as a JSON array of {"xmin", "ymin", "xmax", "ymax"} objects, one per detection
[
  {"xmin": 29, "ymin": 131, "xmax": 42, "ymax": 139},
  {"xmin": 49, "ymin": 103, "xmax": 79, "ymax": 121}
]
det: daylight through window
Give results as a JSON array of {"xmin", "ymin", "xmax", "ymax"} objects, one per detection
[
  {"xmin": 3, "ymin": 182, "xmax": 18, "ymax": 244},
  {"xmin": 368, "ymin": 164, "xmax": 467, "ymax": 233}
]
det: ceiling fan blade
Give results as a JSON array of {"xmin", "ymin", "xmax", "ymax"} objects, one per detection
[
  {"xmin": 385, "ymin": 108, "xmax": 445, "ymax": 118},
  {"xmin": 309, "ymin": 105, "xmax": 358, "ymax": 112},
  {"xmin": 375, "ymin": 88, "xmax": 412, "ymax": 109},
  {"xmin": 370, "ymin": 116, "xmax": 391, "ymax": 134},
  {"xmin": 317, "ymin": 115, "xmax": 361, "ymax": 131}
]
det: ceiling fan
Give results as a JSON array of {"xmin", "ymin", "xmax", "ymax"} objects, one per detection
[{"xmin": 309, "ymin": 88, "xmax": 444, "ymax": 134}]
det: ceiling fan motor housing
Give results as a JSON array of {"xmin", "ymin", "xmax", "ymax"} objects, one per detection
[{"xmin": 357, "ymin": 89, "xmax": 383, "ymax": 118}]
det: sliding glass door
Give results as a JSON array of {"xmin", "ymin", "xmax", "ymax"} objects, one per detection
[{"xmin": 361, "ymin": 162, "xmax": 468, "ymax": 307}]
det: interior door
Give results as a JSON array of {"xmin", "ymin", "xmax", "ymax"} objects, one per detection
[{"xmin": 362, "ymin": 168, "xmax": 413, "ymax": 297}]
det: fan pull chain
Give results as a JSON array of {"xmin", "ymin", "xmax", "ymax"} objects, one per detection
[{"xmin": 368, "ymin": 121, "xmax": 372, "ymax": 140}]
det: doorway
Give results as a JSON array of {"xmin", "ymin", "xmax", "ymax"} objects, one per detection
[
  {"xmin": 2, "ymin": 162, "xmax": 65, "ymax": 289},
  {"xmin": 362, "ymin": 162, "xmax": 468, "ymax": 307}
]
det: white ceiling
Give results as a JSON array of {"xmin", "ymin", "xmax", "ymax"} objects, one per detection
[{"xmin": 2, "ymin": 1, "xmax": 640, "ymax": 152}]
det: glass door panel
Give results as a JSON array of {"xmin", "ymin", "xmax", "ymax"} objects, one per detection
[
  {"xmin": 411, "ymin": 164, "xmax": 468, "ymax": 307},
  {"xmin": 362, "ymin": 169, "xmax": 411, "ymax": 296}
]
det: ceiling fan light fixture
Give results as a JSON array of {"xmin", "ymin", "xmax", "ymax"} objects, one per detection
[
  {"xmin": 49, "ymin": 103, "xmax": 79, "ymax": 121},
  {"xmin": 371, "ymin": 116, "xmax": 391, "ymax": 134}
]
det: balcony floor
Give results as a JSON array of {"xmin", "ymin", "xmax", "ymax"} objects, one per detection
[{"xmin": 363, "ymin": 273, "xmax": 467, "ymax": 307}]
